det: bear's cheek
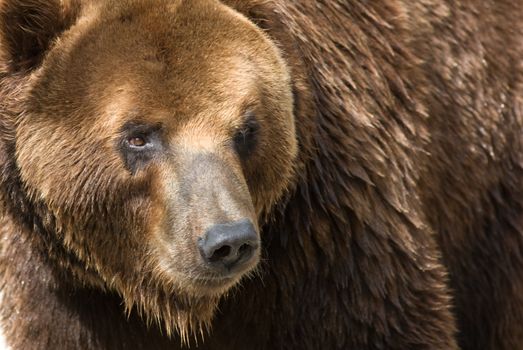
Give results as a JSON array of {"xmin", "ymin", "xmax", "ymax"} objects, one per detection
[
  {"xmin": 14, "ymin": 120, "xmax": 157, "ymax": 275},
  {"xmin": 242, "ymin": 113, "xmax": 298, "ymax": 215},
  {"xmin": 15, "ymin": 119, "xmax": 124, "ymax": 204}
]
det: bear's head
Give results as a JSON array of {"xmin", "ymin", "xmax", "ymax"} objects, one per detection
[{"xmin": 0, "ymin": 0, "xmax": 297, "ymax": 340}]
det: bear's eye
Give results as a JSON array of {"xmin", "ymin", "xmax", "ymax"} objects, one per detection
[
  {"xmin": 128, "ymin": 136, "xmax": 147, "ymax": 148},
  {"xmin": 234, "ymin": 112, "xmax": 259, "ymax": 159},
  {"xmin": 118, "ymin": 122, "xmax": 164, "ymax": 174}
]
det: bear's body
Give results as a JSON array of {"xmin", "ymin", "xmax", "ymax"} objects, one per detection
[{"xmin": 1, "ymin": 0, "xmax": 523, "ymax": 349}]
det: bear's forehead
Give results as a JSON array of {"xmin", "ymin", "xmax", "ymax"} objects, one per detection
[
  {"xmin": 70, "ymin": 0, "xmax": 262, "ymax": 63},
  {"xmin": 32, "ymin": 0, "xmax": 266, "ymax": 123}
]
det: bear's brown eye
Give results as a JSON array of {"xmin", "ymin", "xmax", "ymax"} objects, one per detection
[
  {"xmin": 118, "ymin": 122, "xmax": 164, "ymax": 174},
  {"xmin": 128, "ymin": 136, "xmax": 146, "ymax": 147},
  {"xmin": 234, "ymin": 112, "xmax": 259, "ymax": 159}
]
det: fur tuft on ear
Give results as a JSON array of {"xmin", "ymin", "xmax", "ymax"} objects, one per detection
[{"xmin": 0, "ymin": 0, "xmax": 79, "ymax": 73}]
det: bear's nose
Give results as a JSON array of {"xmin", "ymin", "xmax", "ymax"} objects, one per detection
[{"xmin": 198, "ymin": 219, "xmax": 259, "ymax": 271}]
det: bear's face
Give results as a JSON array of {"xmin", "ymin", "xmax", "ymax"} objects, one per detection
[{"xmin": 1, "ymin": 0, "xmax": 296, "ymax": 337}]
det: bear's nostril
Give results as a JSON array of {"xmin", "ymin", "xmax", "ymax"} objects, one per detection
[
  {"xmin": 209, "ymin": 245, "xmax": 232, "ymax": 262},
  {"xmin": 199, "ymin": 219, "xmax": 259, "ymax": 271},
  {"xmin": 238, "ymin": 244, "xmax": 250, "ymax": 255}
]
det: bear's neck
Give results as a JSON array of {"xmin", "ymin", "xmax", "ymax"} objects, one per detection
[{"xmin": 0, "ymin": 214, "xmax": 180, "ymax": 350}]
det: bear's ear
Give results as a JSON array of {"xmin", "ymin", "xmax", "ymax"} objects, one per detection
[
  {"xmin": 222, "ymin": 0, "xmax": 274, "ymax": 30},
  {"xmin": 0, "ymin": 0, "xmax": 79, "ymax": 73}
]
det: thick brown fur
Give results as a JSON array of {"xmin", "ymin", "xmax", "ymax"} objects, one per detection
[{"xmin": 1, "ymin": 0, "xmax": 523, "ymax": 349}]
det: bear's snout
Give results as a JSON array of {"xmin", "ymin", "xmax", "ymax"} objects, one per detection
[{"xmin": 198, "ymin": 219, "xmax": 260, "ymax": 275}]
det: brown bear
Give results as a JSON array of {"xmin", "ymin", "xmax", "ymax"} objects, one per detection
[{"xmin": 1, "ymin": 0, "xmax": 523, "ymax": 349}]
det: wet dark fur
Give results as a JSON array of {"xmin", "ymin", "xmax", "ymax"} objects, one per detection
[{"xmin": 1, "ymin": 0, "xmax": 523, "ymax": 349}]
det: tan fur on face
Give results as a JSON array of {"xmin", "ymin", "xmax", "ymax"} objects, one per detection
[{"xmin": 6, "ymin": 0, "xmax": 296, "ymax": 342}]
